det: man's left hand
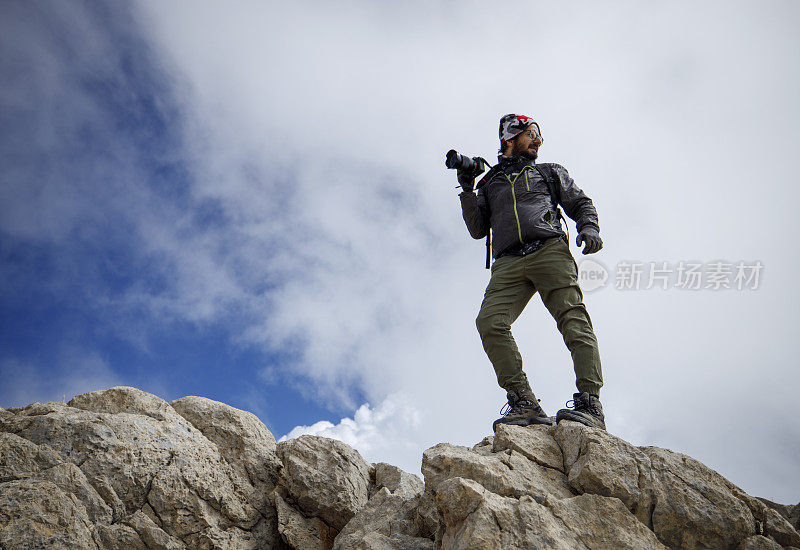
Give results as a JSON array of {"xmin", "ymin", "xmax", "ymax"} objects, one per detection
[{"xmin": 576, "ymin": 228, "xmax": 603, "ymax": 255}]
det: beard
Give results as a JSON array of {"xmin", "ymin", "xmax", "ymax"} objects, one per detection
[
  {"xmin": 510, "ymin": 141, "xmax": 538, "ymax": 160},
  {"xmin": 513, "ymin": 147, "xmax": 537, "ymax": 161}
]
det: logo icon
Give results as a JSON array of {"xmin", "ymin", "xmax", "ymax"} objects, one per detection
[{"xmin": 578, "ymin": 259, "xmax": 609, "ymax": 292}]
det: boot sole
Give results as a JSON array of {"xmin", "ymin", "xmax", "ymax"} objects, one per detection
[{"xmin": 555, "ymin": 411, "xmax": 606, "ymax": 430}]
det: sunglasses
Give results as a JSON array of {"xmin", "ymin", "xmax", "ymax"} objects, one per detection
[{"xmin": 524, "ymin": 124, "xmax": 543, "ymax": 141}]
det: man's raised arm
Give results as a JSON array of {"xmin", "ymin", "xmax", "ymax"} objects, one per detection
[{"xmin": 458, "ymin": 174, "xmax": 489, "ymax": 239}]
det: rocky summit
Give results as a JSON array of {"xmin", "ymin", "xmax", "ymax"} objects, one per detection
[{"xmin": 0, "ymin": 387, "xmax": 798, "ymax": 550}]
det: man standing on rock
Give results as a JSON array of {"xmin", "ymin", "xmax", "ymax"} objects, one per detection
[{"xmin": 457, "ymin": 114, "xmax": 606, "ymax": 431}]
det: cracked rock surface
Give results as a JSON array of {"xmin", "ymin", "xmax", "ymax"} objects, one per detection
[
  {"xmin": 2, "ymin": 387, "xmax": 798, "ymax": 549},
  {"xmin": 421, "ymin": 422, "xmax": 799, "ymax": 550},
  {"xmin": 0, "ymin": 387, "xmax": 283, "ymax": 549}
]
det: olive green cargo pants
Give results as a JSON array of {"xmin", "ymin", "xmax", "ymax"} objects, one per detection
[{"xmin": 476, "ymin": 236, "xmax": 603, "ymax": 395}]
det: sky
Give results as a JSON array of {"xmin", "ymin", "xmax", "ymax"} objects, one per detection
[{"xmin": 1, "ymin": 1, "xmax": 799, "ymax": 504}]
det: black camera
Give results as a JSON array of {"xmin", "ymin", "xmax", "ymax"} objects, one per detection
[{"xmin": 445, "ymin": 149, "xmax": 489, "ymax": 177}]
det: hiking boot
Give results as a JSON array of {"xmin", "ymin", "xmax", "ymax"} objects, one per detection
[
  {"xmin": 492, "ymin": 388, "xmax": 553, "ymax": 431},
  {"xmin": 556, "ymin": 392, "xmax": 606, "ymax": 430}
]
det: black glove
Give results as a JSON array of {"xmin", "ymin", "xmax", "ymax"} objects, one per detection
[
  {"xmin": 576, "ymin": 227, "xmax": 603, "ymax": 255},
  {"xmin": 457, "ymin": 168, "xmax": 475, "ymax": 193}
]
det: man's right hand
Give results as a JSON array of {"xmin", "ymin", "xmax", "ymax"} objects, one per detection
[{"xmin": 457, "ymin": 168, "xmax": 475, "ymax": 193}]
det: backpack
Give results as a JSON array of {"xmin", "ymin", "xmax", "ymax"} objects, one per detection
[{"xmin": 476, "ymin": 163, "xmax": 566, "ymax": 269}]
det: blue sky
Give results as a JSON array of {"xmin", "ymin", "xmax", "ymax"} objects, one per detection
[
  {"xmin": 0, "ymin": 1, "xmax": 343, "ymax": 433},
  {"xmin": 2, "ymin": 1, "xmax": 799, "ymax": 504}
]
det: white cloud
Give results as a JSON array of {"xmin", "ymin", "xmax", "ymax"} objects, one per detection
[{"xmin": 278, "ymin": 393, "xmax": 424, "ymax": 475}]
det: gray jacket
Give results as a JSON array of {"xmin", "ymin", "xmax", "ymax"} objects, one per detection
[{"xmin": 459, "ymin": 156, "xmax": 599, "ymax": 259}]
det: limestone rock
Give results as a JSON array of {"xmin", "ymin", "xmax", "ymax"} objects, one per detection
[
  {"xmin": 276, "ymin": 435, "xmax": 371, "ymax": 531},
  {"xmin": 170, "ymin": 395, "xmax": 281, "ymax": 491},
  {"xmin": 123, "ymin": 509, "xmax": 184, "ymax": 549},
  {"xmin": 555, "ymin": 421, "xmax": 656, "ymax": 526},
  {"xmin": 424, "ymin": 421, "xmax": 799, "ymax": 549},
  {"xmin": 421, "ymin": 441, "xmax": 574, "ymax": 504},
  {"xmin": 413, "ymin": 490, "xmax": 440, "ymax": 541},
  {"xmin": 758, "ymin": 497, "xmax": 800, "ymax": 531},
  {"xmin": 274, "ymin": 491, "xmax": 336, "ymax": 550},
  {"xmin": 94, "ymin": 523, "xmax": 147, "ymax": 550},
  {"xmin": 0, "ymin": 431, "xmax": 62, "ymax": 481},
  {"xmin": 0, "ymin": 431, "xmax": 111, "ymax": 525},
  {"xmin": 553, "ymin": 420, "xmax": 796, "ymax": 549},
  {"xmin": 549, "ymin": 492, "xmax": 668, "ymax": 549},
  {"xmin": 373, "ymin": 462, "xmax": 424, "ymax": 499},
  {"xmin": 645, "ymin": 445, "xmax": 755, "ymax": 549},
  {"xmin": 334, "ymin": 487, "xmax": 434, "ymax": 550},
  {"xmin": 493, "ymin": 423, "xmax": 564, "ymax": 471},
  {"xmin": 434, "ymin": 476, "xmax": 667, "ymax": 549},
  {"xmin": 793, "ymin": 504, "xmax": 800, "ymax": 532},
  {"xmin": 68, "ymin": 386, "xmax": 182, "ymax": 422},
  {"xmin": 732, "ymin": 488, "xmax": 800, "ymax": 548},
  {"xmin": 737, "ymin": 535, "xmax": 783, "ymax": 549},
  {"xmin": 0, "ymin": 479, "xmax": 98, "ymax": 549},
  {"xmin": 35, "ymin": 461, "xmax": 112, "ymax": 524},
  {"xmin": 470, "ymin": 435, "xmax": 495, "ymax": 455},
  {"xmin": 2, "ymin": 386, "xmax": 798, "ymax": 550},
  {"xmin": 0, "ymin": 387, "xmax": 283, "ymax": 549}
]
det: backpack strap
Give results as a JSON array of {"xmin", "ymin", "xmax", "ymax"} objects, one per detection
[
  {"xmin": 475, "ymin": 163, "xmax": 501, "ymax": 191},
  {"xmin": 533, "ymin": 164, "xmax": 561, "ymax": 212},
  {"xmin": 485, "ymin": 224, "xmax": 492, "ymax": 269},
  {"xmin": 534, "ymin": 164, "xmax": 569, "ymax": 243},
  {"xmin": 476, "ymin": 165, "xmax": 501, "ymax": 269}
]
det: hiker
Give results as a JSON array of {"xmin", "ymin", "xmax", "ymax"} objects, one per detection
[{"xmin": 457, "ymin": 114, "xmax": 606, "ymax": 431}]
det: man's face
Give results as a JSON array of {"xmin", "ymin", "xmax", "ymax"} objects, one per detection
[{"xmin": 510, "ymin": 125, "xmax": 542, "ymax": 159}]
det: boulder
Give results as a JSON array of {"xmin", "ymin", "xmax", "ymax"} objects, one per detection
[
  {"xmin": 757, "ymin": 497, "xmax": 800, "ymax": 532},
  {"xmin": 94, "ymin": 523, "xmax": 148, "ymax": 550},
  {"xmin": 274, "ymin": 491, "xmax": 336, "ymax": 550},
  {"xmin": 0, "ymin": 431, "xmax": 111, "ymax": 529},
  {"xmin": 547, "ymin": 492, "xmax": 668, "ymax": 549},
  {"xmin": 373, "ymin": 462, "xmax": 424, "ymax": 499},
  {"xmin": 123, "ymin": 509, "xmax": 184, "ymax": 550},
  {"xmin": 554, "ymin": 420, "xmax": 797, "ymax": 549},
  {"xmin": 737, "ymin": 535, "xmax": 784, "ymax": 549},
  {"xmin": 170, "ymin": 395, "xmax": 281, "ymax": 491},
  {"xmin": 731, "ymin": 488, "xmax": 800, "ymax": 548},
  {"xmin": 276, "ymin": 435, "xmax": 372, "ymax": 531},
  {"xmin": 0, "ymin": 431, "xmax": 63, "ymax": 481},
  {"xmin": 421, "ymin": 442, "xmax": 574, "ymax": 503},
  {"xmin": 555, "ymin": 421, "xmax": 657, "ymax": 526},
  {"xmin": 493, "ymin": 423, "xmax": 564, "ymax": 471},
  {"xmin": 645, "ymin": 445, "xmax": 755, "ymax": 549},
  {"xmin": 0, "ymin": 387, "xmax": 283, "ymax": 549},
  {"xmin": 0, "ymin": 479, "xmax": 98, "ymax": 549},
  {"xmin": 68, "ymin": 386, "xmax": 182, "ymax": 422},
  {"xmin": 334, "ymin": 487, "xmax": 433, "ymax": 550},
  {"xmin": 35, "ymin": 461, "xmax": 112, "ymax": 524},
  {"xmin": 433, "ymin": 476, "xmax": 667, "ymax": 549}
]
